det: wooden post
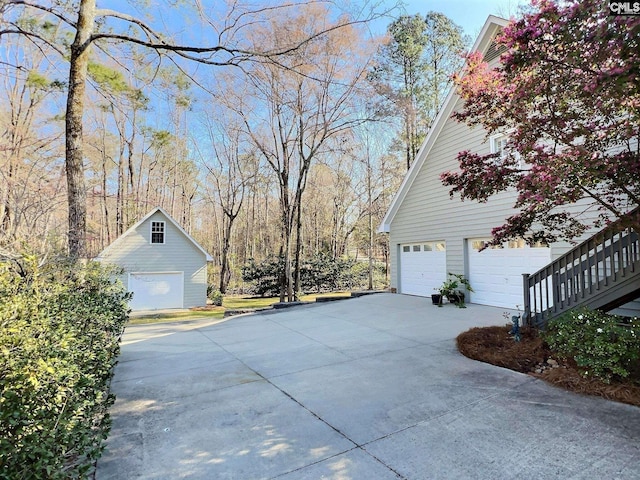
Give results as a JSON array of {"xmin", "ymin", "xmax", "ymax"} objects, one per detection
[{"xmin": 522, "ymin": 273, "xmax": 530, "ymax": 326}]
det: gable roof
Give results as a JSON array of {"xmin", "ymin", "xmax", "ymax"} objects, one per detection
[
  {"xmin": 96, "ymin": 207, "xmax": 213, "ymax": 261},
  {"xmin": 378, "ymin": 15, "xmax": 509, "ymax": 233}
]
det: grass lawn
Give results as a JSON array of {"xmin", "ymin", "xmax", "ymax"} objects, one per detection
[
  {"xmin": 127, "ymin": 308, "xmax": 226, "ymax": 325},
  {"xmin": 128, "ymin": 291, "xmax": 351, "ymax": 325}
]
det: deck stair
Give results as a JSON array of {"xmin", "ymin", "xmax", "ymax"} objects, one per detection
[{"xmin": 522, "ymin": 211, "xmax": 640, "ymax": 327}]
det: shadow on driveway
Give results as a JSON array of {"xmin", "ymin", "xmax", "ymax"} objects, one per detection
[{"xmin": 97, "ymin": 293, "xmax": 640, "ymax": 479}]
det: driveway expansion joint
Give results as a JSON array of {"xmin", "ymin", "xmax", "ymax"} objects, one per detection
[{"xmin": 98, "ymin": 294, "xmax": 640, "ymax": 480}]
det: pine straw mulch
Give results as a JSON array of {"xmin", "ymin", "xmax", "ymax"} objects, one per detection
[{"xmin": 456, "ymin": 325, "xmax": 640, "ymax": 408}]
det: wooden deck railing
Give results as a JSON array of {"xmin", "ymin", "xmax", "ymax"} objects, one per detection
[{"xmin": 523, "ymin": 212, "xmax": 640, "ymax": 327}]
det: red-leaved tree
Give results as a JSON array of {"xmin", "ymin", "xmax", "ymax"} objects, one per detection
[{"xmin": 441, "ymin": 0, "xmax": 640, "ymax": 246}]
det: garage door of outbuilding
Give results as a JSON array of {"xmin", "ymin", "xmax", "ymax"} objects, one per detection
[
  {"xmin": 467, "ymin": 239, "xmax": 551, "ymax": 309},
  {"xmin": 129, "ymin": 272, "xmax": 184, "ymax": 310},
  {"xmin": 399, "ymin": 242, "xmax": 447, "ymax": 297}
]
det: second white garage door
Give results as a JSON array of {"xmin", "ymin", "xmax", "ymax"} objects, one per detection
[
  {"xmin": 400, "ymin": 241, "xmax": 447, "ymax": 297},
  {"xmin": 468, "ymin": 239, "xmax": 551, "ymax": 309},
  {"xmin": 129, "ymin": 272, "xmax": 184, "ymax": 310}
]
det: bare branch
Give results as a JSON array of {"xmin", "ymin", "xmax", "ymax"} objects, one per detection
[
  {"xmin": 93, "ymin": 2, "xmax": 389, "ymax": 68},
  {"xmin": 90, "ymin": 31, "xmax": 250, "ymax": 65},
  {"xmin": 0, "ymin": 27, "xmax": 67, "ymax": 57},
  {"xmin": 3, "ymin": 0, "xmax": 76, "ymax": 27}
]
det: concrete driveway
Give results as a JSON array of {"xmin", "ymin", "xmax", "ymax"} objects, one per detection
[{"xmin": 97, "ymin": 293, "xmax": 640, "ymax": 479}]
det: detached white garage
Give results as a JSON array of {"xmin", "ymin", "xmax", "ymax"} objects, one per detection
[
  {"xmin": 96, "ymin": 207, "xmax": 212, "ymax": 311},
  {"xmin": 468, "ymin": 238, "xmax": 551, "ymax": 309},
  {"xmin": 399, "ymin": 241, "xmax": 446, "ymax": 296},
  {"xmin": 128, "ymin": 272, "xmax": 185, "ymax": 310}
]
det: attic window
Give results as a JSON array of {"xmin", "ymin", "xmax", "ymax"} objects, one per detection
[{"xmin": 151, "ymin": 221, "xmax": 165, "ymax": 244}]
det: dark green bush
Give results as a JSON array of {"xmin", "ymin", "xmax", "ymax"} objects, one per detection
[
  {"xmin": 0, "ymin": 256, "xmax": 130, "ymax": 479},
  {"xmin": 242, "ymin": 253, "xmax": 386, "ymax": 296},
  {"xmin": 206, "ymin": 285, "xmax": 224, "ymax": 306},
  {"xmin": 299, "ymin": 253, "xmax": 355, "ymax": 292},
  {"xmin": 241, "ymin": 255, "xmax": 284, "ymax": 297},
  {"xmin": 543, "ymin": 308, "xmax": 640, "ymax": 383}
]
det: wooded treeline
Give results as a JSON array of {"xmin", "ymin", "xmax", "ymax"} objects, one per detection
[{"xmin": 0, "ymin": 1, "xmax": 467, "ymax": 297}]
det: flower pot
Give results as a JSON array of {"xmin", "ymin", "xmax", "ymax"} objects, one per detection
[{"xmin": 431, "ymin": 293, "xmax": 443, "ymax": 305}]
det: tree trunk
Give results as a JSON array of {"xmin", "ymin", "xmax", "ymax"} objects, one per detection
[
  {"xmin": 2, "ymin": 155, "xmax": 14, "ymax": 233},
  {"xmin": 101, "ymin": 137, "xmax": 111, "ymax": 246},
  {"xmin": 66, "ymin": 0, "xmax": 95, "ymax": 258},
  {"xmin": 292, "ymin": 149, "xmax": 311, "ymax": 298},
  {"xmin": 282, "ymin": 217, "xmax": 294, "ymax": 303},
  {"xmin": 293, "ymin": 203, "xmax": 303, "ymax": 298},
  {"xmin": 278, "ymin": 244, "xmax": 286, "ymax": 302},
  {"xmin": 116, "ymin": 134, "xmax": 125, "ymax": 235},
  {"xmin": 126, "ymin": 137, "xmax": 135, "ymax": 227},
  {"xmin": 219, "ymin": 214, "xmax": 235, "ymax": 294},
  {"xmin": 367, "ymin": 159, "xmax": 374, "ymax": 291}
]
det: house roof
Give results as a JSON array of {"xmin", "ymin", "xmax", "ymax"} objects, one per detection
[
  {"xmin": 96, "ymin": 207, "xmax": 213, "ymax": 261},
  {"xmin": 378, "ymin": 15, "xmax": 509, "ymax": 233}
]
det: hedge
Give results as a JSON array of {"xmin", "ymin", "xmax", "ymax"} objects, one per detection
[
  {"xmin": 0, "ymin": 256, "xmax": 130, "ymax": 479},
  {"xmin": 241, "ymin": 253, "xmax": 387, "ymax": 297}
]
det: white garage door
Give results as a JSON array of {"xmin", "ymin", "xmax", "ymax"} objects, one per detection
[
  {"xmin": 129, "ymin": 272, "xmax": 184, "ymax": 310},
  {"xmin": 399, "ymin": 242, "xmax": 447, "ymax": 297},
  {"xmin": 468, "ymin": 239, "xmax": 551, "ymax": 309}
]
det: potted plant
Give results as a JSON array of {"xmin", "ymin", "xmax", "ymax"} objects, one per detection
[
  {"xmin": 431, "ymin": 291, "xmax": 443, "ymax": 306},
  {"xmin": 437, "ymin": 273, "xmax": 474, "ymax": 307}
]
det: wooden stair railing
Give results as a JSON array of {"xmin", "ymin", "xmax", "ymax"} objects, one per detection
[{"xmin": 522, "ymin": 212, "xmax": 640, "ymax": 327}]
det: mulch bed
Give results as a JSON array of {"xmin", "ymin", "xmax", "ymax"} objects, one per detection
[{"xmin": 456, "ymin": 325, "xmax": 640, "ymax": 408}]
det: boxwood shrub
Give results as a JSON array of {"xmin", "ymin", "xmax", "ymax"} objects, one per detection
[{"xmin": 0, "ymin": 256, "xmax": 130, "ymax": 479}]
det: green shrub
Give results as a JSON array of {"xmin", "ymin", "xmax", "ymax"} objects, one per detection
[
  {"xmin": 299, "ymin": 254, "xmax": 356, "ymax": 292},
  {"xmin": 241, "ymin": 255, "xmax": 284, "ymax": 297},
  {"xmin": 242, "ymin": 254, "xmax": 387, "ymax": 296},
  {"xmin": 543, "ymin": 308, "xmax": 640, "ymax": 383},
  {"xmin": 207, "ymin": 285, "xmax": 224, "ymax": 306},
  {"xmin": 0, "ymin": 256, "xmax": 130, "ymax": 479}
]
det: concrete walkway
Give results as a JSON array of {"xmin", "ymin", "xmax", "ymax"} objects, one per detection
[{"xmin": 96, "ymin": 293, "xmax": 640, "ymax": 479}]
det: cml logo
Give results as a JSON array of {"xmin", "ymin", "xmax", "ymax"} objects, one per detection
[{"xmin": 609, "ymin": 1, "xmax": 640, "ymax": 14}]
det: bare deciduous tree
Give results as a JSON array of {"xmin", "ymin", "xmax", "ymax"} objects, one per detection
[
  {"xmin": 1, "ymin": 0, "xmax": 385, "ymax": 257},
  {"xmin": 195, "ymin": 109, "xmax": 258, "ymax": 294},
  {"xmin": 0, "ymin": 29, "xmax": 65, "ymax": 252},
  {"xmin": 219, "ymin": 3, "xmax": 376, "ymax": 300}
]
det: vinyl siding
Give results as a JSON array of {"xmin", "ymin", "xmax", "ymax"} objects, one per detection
[
  {"xmin": 389, "ymin": 93, "xmax": 518, "ymax": 288},
  {"xmin": 388, "ymin": 96, "xmax": 605, "ymax": 292},
  {"xmin": 97, "ymin": 211, "xmax": 207, "ymax": 308}
]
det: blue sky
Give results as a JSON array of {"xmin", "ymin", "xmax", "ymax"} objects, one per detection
[
  {"xmin": 102, "ymin": 1, "xmax": 531, "ymax": 49},
  {"xmin": 398, "ymin": 0, "xmax": 530, "ymax": 37}
]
